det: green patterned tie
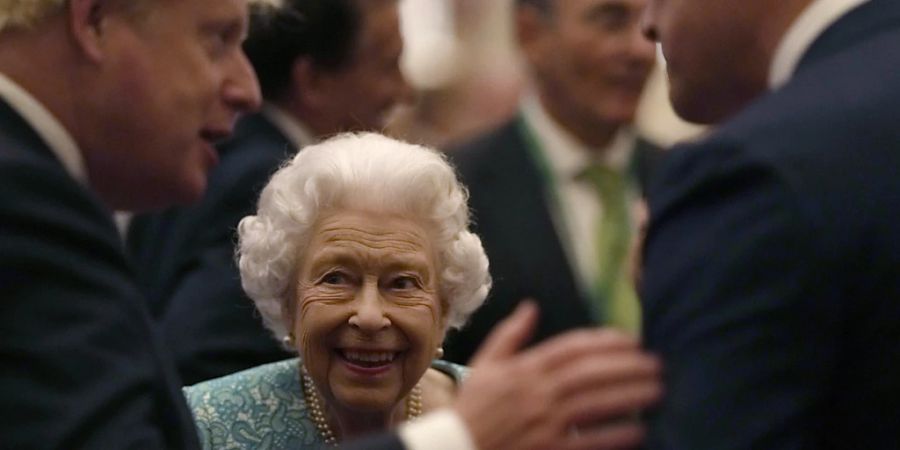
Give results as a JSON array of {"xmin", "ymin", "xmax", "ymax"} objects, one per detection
[{"xmin": 582, "ymin": 165, "xmax": 640, "ymax": 334}]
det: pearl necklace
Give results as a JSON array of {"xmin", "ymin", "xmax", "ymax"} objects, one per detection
[{"xmin": 301, "ymin": 368, "xmax": 423, "ymax": 447}]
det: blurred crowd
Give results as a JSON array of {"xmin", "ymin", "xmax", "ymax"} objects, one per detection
[{"xmin": 2, "ymin": 0, "xmax": 898, "ymax": 449}]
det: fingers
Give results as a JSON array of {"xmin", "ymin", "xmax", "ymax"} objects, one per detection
[
  {"xmin": 561, "ymin": 422, "xmax": 647, "ymax": 450},
  {"xmin": 520, "ymin": 328, "xmax": 640, "ymax": 372},
  {"xmin": 551, "ymin": 349, "xmax": 661, "ymax": 398},
  {"xmin": 469, "ymin": 300, "xmax": 539, "ymax": 367},
  {"xmin": 463, "ymin": 315, "xmax": 661, "ymax": 450},
  {"xmin": 563, "ymin": 378, "xmax": 663, "ymax": 426},
  {"xmin": 547, "ymin": 345, "xmax": 661, "ymax": 429},
  {"xmin": 524, "ymin": 344, "xmax": 661, "ymax": 437}
]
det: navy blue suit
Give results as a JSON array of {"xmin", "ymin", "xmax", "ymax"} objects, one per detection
[
  {"xmin": 642, "ymin": 1, "xmax": 900, "ymax": 448},
  {"xmin": 128, "ymin": 113, "xmax": 294, "ymax": 385},
  {"xmin": 0, "ymin": 101, "xmax": 199, "ymax": 448}
]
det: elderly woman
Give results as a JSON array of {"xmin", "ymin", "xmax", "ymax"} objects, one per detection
[{"xmin": 185, "ymin": 133, "xmax": 491, "ymax": 448}]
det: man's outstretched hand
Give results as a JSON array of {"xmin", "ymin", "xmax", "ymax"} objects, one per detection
[{"xmin": 455, "ymin": 301, "xmax": 662, "ymax": 450}]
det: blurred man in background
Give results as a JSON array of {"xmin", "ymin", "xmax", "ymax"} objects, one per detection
[{"xmin": 445, "ymin": 0, "xmax": 662, "ymax": 363}]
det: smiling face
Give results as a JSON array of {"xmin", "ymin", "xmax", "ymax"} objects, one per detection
[
  {"xmin": 80, "ymin": 0, "xmax": 261, "ymax": 210},
  {"xmin": 292, "ymin": 209, "xmax": 445, "ymax": 417},
  {"xmin": 521, "ymin": 0, "xmax": 656, "ymax": 146}
]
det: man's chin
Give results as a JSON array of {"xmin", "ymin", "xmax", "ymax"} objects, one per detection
[
  {"xmin": 175, "ymin": 175, "xmax": 209, "ymax": 206},
  {"xmin": 669, "ymin": 86, "xmax": 721, "ymax": 125},
  {"xmin": 132, "ymin": 177, "xmax": 208, "ymax": 212}
]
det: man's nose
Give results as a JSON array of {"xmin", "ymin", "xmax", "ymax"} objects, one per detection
[
  {"xmin": 223, "ymin": 50, "xmax": 263, "ymax": 113},
  {"xmin": 629, "ymin": 21, "xmax": 658, "ymax": 64},
  {"xmin": 640, "ymin": 1, "xmax": 661, "ymax": 42}
]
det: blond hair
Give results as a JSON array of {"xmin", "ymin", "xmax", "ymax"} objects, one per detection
[
  {"xmin": 0, "ymin": 0, "xmax": 281, "ymax": 32},
  {"xmin": 0, "ymin": 0, "xmax": 65, "ymax": 31}
]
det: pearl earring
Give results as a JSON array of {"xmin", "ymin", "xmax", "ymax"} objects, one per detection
[
  {"xmin": 282, "ymin": 333, "xmax": 295, "ymax": 347},
  {"xmin": 435, "ymin": 347, "xmax": 444, "ymax": 359}
]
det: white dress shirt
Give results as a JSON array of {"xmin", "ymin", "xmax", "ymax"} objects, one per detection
[
  {"xmin": 520, "ymin": 93, "xmax": 639, "ymax": 301},
  {"xmin": 260, "ymin": 103, "xmax": 317, "ymax": 149}
]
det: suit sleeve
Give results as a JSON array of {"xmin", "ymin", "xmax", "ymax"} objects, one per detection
[
  {"xmin": 641, "ymin": 152, "xmax": 840, "ymax": 449},
  {"xmin": 0, "ymin": 159, "xmax": 199, "ymax": 448}
]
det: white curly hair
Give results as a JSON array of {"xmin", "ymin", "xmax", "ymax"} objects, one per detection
[{"xmin": 237, "ymin": 132, "xmax": 491, "ymax": 344}]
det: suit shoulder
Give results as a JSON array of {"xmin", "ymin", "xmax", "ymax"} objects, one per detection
[
  {"xmin": 447, "ymin": 120, "xmax": 523, "ymax": 180},
  {"xmin": 213, "ymin": 123, "xmax": 294, "ymax": 191},
  {"xmin": 0, "ymin": 145, "xmax": 120, "ymax": 249}
]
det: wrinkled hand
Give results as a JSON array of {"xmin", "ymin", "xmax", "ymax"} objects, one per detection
[{"xmin": 454, "ymin": 301, "xmax": 662, "ymax": 450}]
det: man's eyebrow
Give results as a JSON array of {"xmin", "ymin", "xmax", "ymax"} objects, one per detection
[
  {"xmin": 201, "ymin": 16, "xmax": 247, "ymax": 40},
  {"xmin": 587, "ymin": 1, "xmax": 631, "ymax": 20}
]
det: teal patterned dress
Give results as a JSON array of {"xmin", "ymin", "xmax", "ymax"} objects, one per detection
[{"xmin": 184, "ymin": 358, "xmax": 468, "ymax": 449}]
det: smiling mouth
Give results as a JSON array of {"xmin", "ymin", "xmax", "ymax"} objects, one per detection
[
  {"xmin": 339, "ymin": 349, "xmax": 400, "ymax": 368},
  {"xmin": 199, "ymin": 127, "xmax": 232, "ymax": 145}
]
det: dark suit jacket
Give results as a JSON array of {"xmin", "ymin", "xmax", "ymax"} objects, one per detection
[
  {"xmin": 445, "ymin": 117, "xmax": 663, "ymax": 364},
  {"xmin": 128, "ymin": 113, "xmax": 295, "ymax": 385},
  {"xmin": 0, "ymin": 101, "xmax": 199, "ymax": 448},
  {"xmin": 642, "ymin": 1, "xmax": 900, "ymax": 448}
]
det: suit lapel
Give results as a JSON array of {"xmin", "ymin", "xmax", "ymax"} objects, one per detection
[
  {"xmin": 630, "ymin": 136, "xmax": 666, "ymax": 195},
  {"xmin": 0, "ymin": 99, "xmax": 122, "ymax": 243},
  {"xmin": 0, "ymin": 100, "xmax": 58, "ymax": 164},
  {"xmin": 477, "ymin": 118, "xmax": 595, "ymax": 327}
]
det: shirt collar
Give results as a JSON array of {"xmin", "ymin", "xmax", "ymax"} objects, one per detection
[
  {"xmin": 769, "ymin": 0, "xmax": 869, "ymax": 89},
  {"xmin": 0, "ymin": 72, "xmax": 87, "ymax": 185},
  {"xmin": 261, "ymin": 103, "xmax": 317, "ymax": 149},
  {"xmin": 520, "ymin": 93, "xmax": 635, "ymax": 181}
]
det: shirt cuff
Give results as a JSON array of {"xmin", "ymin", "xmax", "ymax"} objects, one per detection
[{"xmin": 398, "ymin": 409, "xmax": 477, "ymax": 450}]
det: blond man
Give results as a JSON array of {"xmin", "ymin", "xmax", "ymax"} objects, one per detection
[{"xmin": 0, "ymin": 0, "xmax": 259, "ymax": 446}]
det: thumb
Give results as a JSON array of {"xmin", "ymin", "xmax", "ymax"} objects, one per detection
[{"xmin": 469, "ymin": 300, "xmax": 539, "ymax": 367}]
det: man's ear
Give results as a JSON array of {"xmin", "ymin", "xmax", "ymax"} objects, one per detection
[
  {"xmin": 68, "ymin": 0, "xmax": 112, "ymax": 62},
  {"xmin": 516, "ymin": 6, "xmax": 551, "ymax": 68},
  {"xmin": 290, "ymin": 57, "xmax": 332, "ymax": 109}
]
